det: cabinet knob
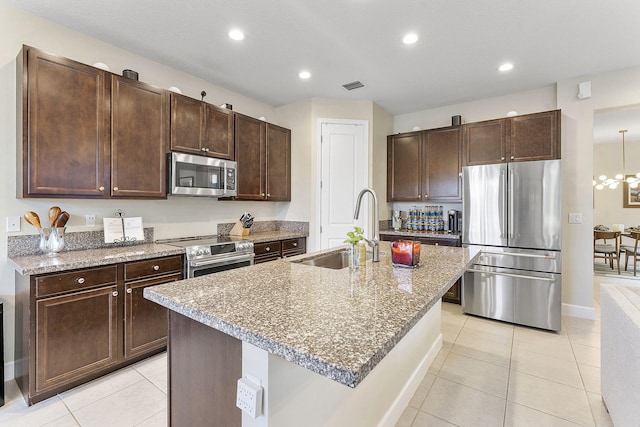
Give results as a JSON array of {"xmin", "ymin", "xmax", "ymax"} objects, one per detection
[
  {"xmin": 205, "ymin": 148, "xmax": 210, "ymax": 152},
  {"xmin": 266, "ymin": 193, "xmax": 271, "ymax": 197},
  {"xmin": 201, "ymin": 148, "xmax": 206, "ymax": 152},
  {"xmin": 261, "ymin": 193, "xmax": 265, "ymax": 197},
  {"xmin": 265, "ymin": 247, "xmax": 271, "ymax": 252},
  {"xmin": 126, "ymin": 288, "xmax": 132, "ymax": 294},
  {"xmin": 511, "ymin": 156, "xmax": 515, "ymax": 160},
  {"xmin": 76, "ymin": 277, "xmax": 85, "ymax": 284},
  {"xmin": 112, "ymin": 291, "xmax": 118, "ymax": 297},
  {"xmin": 424, "ymin": 194, "xmax": 429, "ymax": 199},
  {"xmin": 99, "ymin": 186, "xmax": 105, "ymax": 192},
  {"xmin": 293, "ymin": 242, "xmax": 297, "ymax": 247},
  {"xmin": 153, "ymin": 265, "xmax": 160, "ymax": 271},
  {"xmin": 501, "ymin": 157, "xmax": 505, "ymax": 160},
  {"xmin": 435, "ymin": 243, "xmax": 439, "ymax": 246},
  {"xmin": 113, "ymin": 187, "xmax": 119, "ymax": 191}
]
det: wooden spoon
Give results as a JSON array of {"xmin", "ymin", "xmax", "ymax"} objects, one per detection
[
  {"xmin": 24, "ymin": 211, "xmax": 42, "ymax": 229},
  {"xmin": 48, "ymin": 206, "xmax": 62, "ymax": 227},
  {"xmin": 54, "ymin": 211, "xmax": 70, "ymax": 228}
]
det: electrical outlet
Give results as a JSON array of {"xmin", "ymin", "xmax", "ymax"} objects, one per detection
[
  {"xmin": 85, "ymin": 214, "xmax": 97, "ymax": 227},
  {"xmin": 6, "ymin": 216, "xmax": 21, "ymax": 232},
  {"xmin": 236, "ymin": 377, "xmax": 263, "ymax": 418},
  {"xmin": 568, "ymin": 212, "xmax": 582, "ymax": 224}
]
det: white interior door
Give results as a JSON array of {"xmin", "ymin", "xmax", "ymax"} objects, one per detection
[{"xmin": 320, "ymin": 120, "xmax": 368, "ymax": 249}]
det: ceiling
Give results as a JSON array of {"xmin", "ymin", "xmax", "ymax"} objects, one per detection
[{"xmin": 4, "ymin": 0, "xmax": 640, "ymax": 115}]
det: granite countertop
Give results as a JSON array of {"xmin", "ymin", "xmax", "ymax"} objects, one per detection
[
  {"xmin": 9, "ymin": 231, "xmax": 308, "ymax": 276},
  {"xmin": 145, "ymin": 242, "xmax": 478, "ymax": 388},
  {"xmin": 379, "ymin": 228, "xmax": 462, "ymax": 240},
  {"xmin": 9, "ymin": 243, "xmax": 185, "ymax": 276}
]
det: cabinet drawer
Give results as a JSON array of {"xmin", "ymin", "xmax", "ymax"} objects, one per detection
[
  {"xmin": 35, "ymin": 265, "xmax": 118, "ymax": 298},
  {"xmin": 418, "ymin": 238, "xmax": 460, "ymax": 247},
  {"xmin": 254, "ymin": 241, "xmax": 282, "ymax": 257},
  {"xmin": 124, "ymin": 255, "xmax": 183, "ymax": 281},
  {"xmin": 282, "ymin": 237, "xmax": 306, "ymax": 254}
]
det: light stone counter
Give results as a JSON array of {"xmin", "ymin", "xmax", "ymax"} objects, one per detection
[
  {"xmin": 145, "ymin": 242, "xmax": 477, "ymax": 388},
  {"xmin": 8, "ymin": 243, "xmax": 184, "ymax": 276}
]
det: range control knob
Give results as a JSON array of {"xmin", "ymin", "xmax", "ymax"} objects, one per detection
[{"xmin": 189, "ymin": 250, "xmax": 197, "ymax": 257}]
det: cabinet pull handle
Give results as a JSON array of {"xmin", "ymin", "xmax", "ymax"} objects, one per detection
[
  {"xmin": 99, "ymin": 186, "xmax": 105, "ymax": 191},
  {"xmin": 511, "ymin": 155, "xmax": 515, "ymax": 160},
  {"xmin": 201, "ymin": 147, "xmax": 206, "ymax": 152},
  {"xmin": 261, "ymin": 193, "xmax": 265, "ymax": 197},
  {"xmin": 501, "ymin": 157, "xmax": 505, "ymax": 161},
  {"xmin": 266, "ymin": 193, "xmax": 271, "ymax": 197},
  {"xmin": 265, "ymin": 247, "xmax": 270, "ymax": 252},
  {"xmin": 113, "ymin": 187, "xmax": 119, "ymax": 191},
  {"xmin": 424, "ymin": 194, "xmax": 429, "ymax": 199},
  {"xmin": 205, "ymin": 148, "xmax": 210, "ymax": 152},
  {"xmin": 77, "ymin": 277, "xmax": 85, "ymax": 284},
  {"xmin": 293, "ymin": 242, "xmax": 297, "ymax": 247},
  {"xmin": 126, "ymin": 288, "xmax": 132, "ymax": 294},
  {"xmin": 112, "ymin": 291, "xmax": 118, "ymax": 297},
  {"xmin": 153, "ymin": 265, "xmax": 160, "ymax": 271}
]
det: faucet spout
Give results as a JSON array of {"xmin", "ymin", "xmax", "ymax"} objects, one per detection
[{"xmin": 353, "ymin": 188, "xmax": 380, "ymax": 262}]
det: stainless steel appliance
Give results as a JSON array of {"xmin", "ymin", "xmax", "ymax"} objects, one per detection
[
  {"xmin": 159, "ymin": 236, "xmax": 254, "ymax": 278},
  {"xmin": 462, "ymin": 160, "xmax": 562, "ymax": 331},
  {"xmin": 447, "ymin": 210, "xmax": 461, "ymax": 233},
  {"xmin": 168, "ymin": 152, "xmax": 237, "ymax": 197}
]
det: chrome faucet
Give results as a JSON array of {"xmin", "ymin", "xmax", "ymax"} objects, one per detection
[{"xmin": 353, "ymin": 188, "xmax": 380, "ymax": 262}]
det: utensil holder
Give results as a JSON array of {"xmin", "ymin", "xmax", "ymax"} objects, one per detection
[
  {"xmin": 229, "ymin": 221, "xmax": 250, "ymax": 237},
  {"xmin": 38, "ymin": 227, "xmax": 66, "ymax": 256}
]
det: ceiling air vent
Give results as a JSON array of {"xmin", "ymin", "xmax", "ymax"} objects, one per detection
[{"xmin": 342, "ymin": 81, "xmax": 365, "ymax": 91}]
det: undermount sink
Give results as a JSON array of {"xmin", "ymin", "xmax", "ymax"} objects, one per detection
[{"xmin": 295, "ymin": 250, "xmax": 372, "ymax": 270}]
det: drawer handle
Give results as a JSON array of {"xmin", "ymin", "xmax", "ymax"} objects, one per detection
[
  {"xmin": 153, "ymin": 265, "xmax": 160, "ymax": 271},
  {"xmin": 77, "ymin": 277, "xmax": 85, "ymax": 284},
  {"xmin": 293, "ymin": 242, "xmax": 297, "ymax": 247},
  {"xmin": 265, "ymin": 247, "xmax": 270, "ymax": 252},
  {"xmin": 112, "ymin": 291, "xmax": 118, "ymax": 297},
  {"xmin": 126, "ymin": 288, "xmax": 132, "ymax": 294}
]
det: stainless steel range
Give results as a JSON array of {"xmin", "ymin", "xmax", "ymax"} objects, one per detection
[{"xmin": 158, "ymin": 236, "xmax": 254, "ymax": 278}]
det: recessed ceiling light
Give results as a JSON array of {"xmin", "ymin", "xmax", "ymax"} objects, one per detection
[
  {"xmin": 402, "ymin": 33, "xmax": 419, "ymax": 44},
  {"xmin": 298, "ymin": 70, "xmax": 311, "ymax": 80},
  {"xmin": 498, "ymin": 63, "xmax": 514, "ymax": 72},
  {"xmin": 228, "ymin": 29, "xmax": 245, "ymax": 41}
]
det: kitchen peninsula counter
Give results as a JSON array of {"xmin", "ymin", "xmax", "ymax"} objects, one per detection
[{"xmin": 145, "ymin": 242, "xmax": 478, "ymax": 427}]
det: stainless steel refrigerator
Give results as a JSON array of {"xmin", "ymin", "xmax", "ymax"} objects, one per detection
[{"xmin": 462, "ymin": 160, "xmax": 562, "ymax": 331}]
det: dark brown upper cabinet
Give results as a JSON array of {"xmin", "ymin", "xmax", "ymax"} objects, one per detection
[
  {"xmin": 111, "ymin": 76, "xmax": 169, "ymax": 198},
  {"xmin": 17, "ymin": 45, "xmax": 169, "ymax": 199},
  {"xmin": 387, "ymin": 126, "xmax": 462, "ymax": 202},
  {"xmin": 170, "ymin": 93, "xmax": 234, "ymax": 160},
  {"xmin": 463, "ymin": 110, "xmax": 560, "ymax": 166},
  {"xmin": 18, "ymin": 46, "xmax": 111, "ymax": 198},
  {"xmin": 233, "ymin": 114, "xmax": 291, "ymax": 201}
]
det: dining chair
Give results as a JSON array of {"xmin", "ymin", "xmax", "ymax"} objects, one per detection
[
  {"xmin": 594, "ymin": 230, "xmax": 621, "ymax": 274},
  {"xmin": 622, "ymin": 231, "xmax": 640, "ymax": 276}
]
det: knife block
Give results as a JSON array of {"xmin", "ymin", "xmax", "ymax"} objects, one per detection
[{"xmin": 229, "ymin": 221, "xmax": 251, "ymax": 237}]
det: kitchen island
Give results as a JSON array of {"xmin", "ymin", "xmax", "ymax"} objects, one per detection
[{"xmin": 145, "ymin": 242, "xmax": 478, "ymax": 427}]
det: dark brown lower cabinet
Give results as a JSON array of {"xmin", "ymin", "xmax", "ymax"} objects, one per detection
[
  {"xmin": 15, "ymin": 255, "xmax": 183, "ymax": 405},
  {"xmin": 254, "ymin": 237, "xmax": 307, "ymax": 264},
  {"xmin": 380, "ymin": 233, "xmax": 462, "ymax": 304}
]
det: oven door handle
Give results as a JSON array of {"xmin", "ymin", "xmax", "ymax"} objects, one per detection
[
  {"xmin": 190, "ymin": 253, "xmax": 255, "ymax": 268},
  {"xmin": 466, "ymin": 268, "xmax": 556, "ymax": 282}
]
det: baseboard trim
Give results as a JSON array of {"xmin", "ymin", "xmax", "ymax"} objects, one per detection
[{"xmin": 562, "ymin": 303, "xmax": 596, "ymax": 320}]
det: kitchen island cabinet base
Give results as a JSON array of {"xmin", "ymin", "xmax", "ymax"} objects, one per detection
[{"xmin": 167, "ymin": 301, "xmax": 442, "ymax": 427}]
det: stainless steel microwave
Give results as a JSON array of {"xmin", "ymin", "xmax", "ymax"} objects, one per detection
[{"xmin": 168, "ymin": 152, "xmax": 237, "ymax": 197}]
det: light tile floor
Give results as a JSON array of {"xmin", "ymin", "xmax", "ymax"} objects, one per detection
[{"xmin": 0, "ymin": 284, "xmax": 614, "ymax": 427}]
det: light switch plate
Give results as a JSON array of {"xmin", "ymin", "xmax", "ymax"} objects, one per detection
[
  {"xmin": 6, "ymin": 216, "xmax": 21, "ymax": 232},
  {"xmin": 568, "ymin": 213, "xmax": 582, "ymax": 224}
]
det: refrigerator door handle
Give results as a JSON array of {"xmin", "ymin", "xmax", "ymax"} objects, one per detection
[
  {"xmin": 467, "ymin": 268, "xmax": 556, "ymax": 282},
  {"xmin": 501, "ymin": 169, "xmax": 508, "ymax": 239},
  {"xmin": 481, "ymin": 251, "xmax": 557, "ymax": 260},
  {"xmin": 509, "ymin": 168, "xmax": 515, "ymax": 239}
]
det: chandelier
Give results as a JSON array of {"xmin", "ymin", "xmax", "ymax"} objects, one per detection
[{"xmin": 594, "ymin": 129, "xmax": 640, "ymax": 190}]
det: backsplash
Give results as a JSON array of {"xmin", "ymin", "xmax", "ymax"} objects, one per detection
[
  {"xmin": 8, "ymin": 228, "xmax": 155, "ymax": 257},
  {"xmin": 217, "ymin": 220, "xmax": 309, "ymax": 235}
]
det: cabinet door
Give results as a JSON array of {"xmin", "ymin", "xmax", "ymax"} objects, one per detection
[
  {"xmin": 387, "ymin": 133, "xmax": 422, "ymax": 201},
  {"xmin": 22, "ymin": 47, "xmax": 110, "ymax": 197},
  {"xmin": 424, "ymin": 127, "xmax": 462, "ymax": 202},
  {"xmin": 170, "ymin": 93, "xmax": 203, "ymax": 155},
  {"xmin": 265, "ymin": 124, "xmax": 291, "ymax": 201},
  {"xmin": 124, "ymin": 272, "xmax": 182, "ymax": 359},
  {"xmin": 234, "ymin": 114, "xmax": 266, "ymax": 200},
  {"xmin": 509, "ymin": 110, "xmax": 560, "ymax": 161},
  {"xmin": 463, "ymin": 119, "xmax": 507, "ymax": 166},
  {"xmin": 203, "ymin": 104, "xmax": 234, "ymax": 159},
  {"xmin": 111, "ymin": 76, "xmax": 168, "ymax": 198},
  {"xmin": 35, "ymin": 285, "xmax": 119, "ymax": 393}
]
